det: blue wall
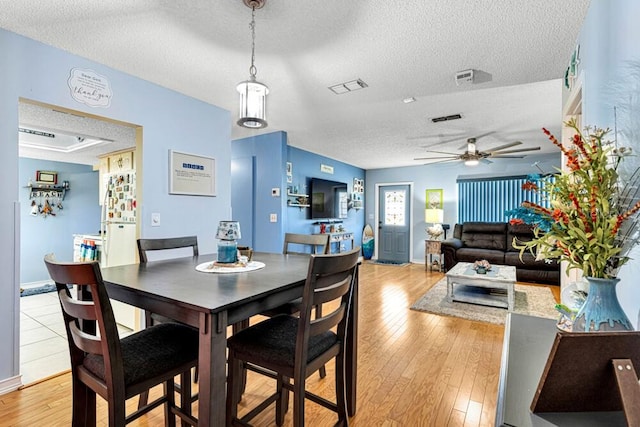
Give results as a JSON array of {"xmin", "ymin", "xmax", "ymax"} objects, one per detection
[
  {"xmin": 573, "ymin": 0, "xmax": 640, "ymax": 328},
  {"xmin": 231, "ymin": 132, "xmax": 365, "ymax": 253},
  {"xmin": 0, "ymin": 28, "xmax": 231, "ymax": 388},
  {"xmin": 19, "ymin": 159, "xmax": 100, "ymax": 283}
]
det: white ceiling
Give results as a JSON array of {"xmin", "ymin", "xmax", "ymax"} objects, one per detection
[{"xmin": 1, "ymin": 0, "xmax": 591, "ymax": 169}]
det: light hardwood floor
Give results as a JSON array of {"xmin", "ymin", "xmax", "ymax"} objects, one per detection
[{"xmin": 1, "ymin": 262, "xmax": 560, "ymax": 426}]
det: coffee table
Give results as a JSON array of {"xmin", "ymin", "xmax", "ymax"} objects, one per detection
[{"xmin": 446, "ymin": 262, "xmax": 516, "ymax": 310}]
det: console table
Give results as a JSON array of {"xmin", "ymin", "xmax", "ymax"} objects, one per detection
[{"xmin": 496, "ymin": 313, "xmax": 627, "ymax": 426}]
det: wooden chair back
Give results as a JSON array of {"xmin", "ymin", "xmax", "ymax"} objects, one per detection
[
  {"xmin": 137, "ymin": 235, "xmax": 199, "ymax": 263},
  {"xmin": 283, "ymin": 233, "xmax": 330, "ymax": 255},
  {"xmin": 295, "ymin": 247, "xmax": 360, "ymax": 377},
  {"xmin": 44, "ymin": 253, "xmax": 198, "ymax": 426}
]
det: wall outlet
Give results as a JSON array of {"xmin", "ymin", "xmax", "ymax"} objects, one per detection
[
  {"xmin": 270, "ymin": 213, "xmax": 277, "ymax": 223},
  {"xmin": 151, "ymin": 213, "xmax": 161, "ymax": 227}
]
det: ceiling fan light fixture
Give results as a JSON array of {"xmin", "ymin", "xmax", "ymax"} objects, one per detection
[
  {"xmin": 237, "ymin": 0, "xmax": 268, "ymax": 129},
  {"xmin": 464, "ymin": 159, "xmax": 479, "ymax": 166}
]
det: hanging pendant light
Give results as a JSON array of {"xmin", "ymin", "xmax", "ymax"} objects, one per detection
[{"xmin": 237, "ymin": 0, "xmax": 269, "ymax": 129}]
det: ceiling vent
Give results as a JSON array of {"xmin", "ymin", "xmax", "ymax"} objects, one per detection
[
  {"xmin": 431, "ymin": 114, "xmax": 462, "ymax": 123},
  {"xmin": 455, "ymin": 69, "xmax": 474, "ymax": 86},
  {"xmin": 329, "ymin": 78, "xmax": 368, "ymax": 94}
]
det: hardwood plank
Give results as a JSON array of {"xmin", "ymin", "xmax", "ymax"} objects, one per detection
[{"xmin": 2, "ymin": 263, "xmax": 559, "ymax": 426}]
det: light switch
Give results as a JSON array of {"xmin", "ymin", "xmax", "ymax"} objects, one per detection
[
  {"xmin": 151, "ymin": 213, "xmax": 161, "ymax": 227},
  {"xmin": 270, "ymin": 213, "xmax": 277, "ymax": 223},
  {"xmin": 272, "ymin": 188, "xmax": 280, "ymax": 197}
]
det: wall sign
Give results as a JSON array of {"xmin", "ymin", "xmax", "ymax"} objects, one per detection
[
  {"xmin": 68, "ymin": 68, "xmax": 113, "ymax": 108},
  {"xmin": 320, "ymin": 164, "xmax": 334, "ymax": 174},
  {"xmin": 169, "ymin": 150, "xmax": 216, "ymax": 196}
]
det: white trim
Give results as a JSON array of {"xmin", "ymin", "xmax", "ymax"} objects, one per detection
[{"xmin": 0, "ymin": 374, "xmax": 22, "ymax": 395}]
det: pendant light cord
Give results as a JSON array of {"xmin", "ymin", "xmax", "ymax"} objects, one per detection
[{"xmin": 249, "ymin": 5, "xmax": 257, "ymax": 79}]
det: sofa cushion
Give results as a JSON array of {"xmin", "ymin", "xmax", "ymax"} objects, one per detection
[
  {"xmin": 504, "ymin": 252, "xmax": 559, "ymax": 271},
  {"xmin": 461, "ymin": 222, "xmax": 507, "ymax": 251},
  {"xmin": 507, "ymin": 223, "xmax": 537, "ymax": 252},
  {"xmin": 456, "ymin": 248, "xmax": 505, "ymax": 265}
]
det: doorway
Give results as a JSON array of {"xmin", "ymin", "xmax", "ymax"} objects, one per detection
[
  {"xmin": 18, "ymin": 99, "xmax": 140, "ymax": 385},
  {"xmin": 376, "ymin": 183, "xmax": 412, "ymax": 263}
]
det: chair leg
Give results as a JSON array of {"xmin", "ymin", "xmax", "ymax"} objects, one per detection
[
  {"xmin": 165, "ymin": 379, "xmax": 176, "ymax": 427},
  {"xmin": 232, "ymin": 319, "xmax": 250, "ymax": 396},
  {"xmin": 293, "ymin": 377, "xmax": 306, "ymax": 427},
  {"xmin": 226, "ymin": 352, "xmax": 241, "ymax": 426},
  {"xmin": 335, "ymin": 353, "xmax": 348, "ymax": 425},
  {"xmin": 138, "ymin": 390, "xmax": 150, "ymax": 410},
  {"xmin": 180, "ymin": 371, "xmax": 192, "ymax": 427},
  {"xmin": 72, "ymin": 378, "xmax": 96, "ymax": 427},
  {"xmin": 276, "ymin": 374, "xmax": 289, "ymax": 426}
]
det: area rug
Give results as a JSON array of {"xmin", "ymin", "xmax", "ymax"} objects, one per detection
[
  {"xmin": 20, "ymin": 283, "xmax": 57, "ymax": 297},
  {"xmin": 410, "ymin": 277, "xmax": 558, "ymax": 325},
  {"xmin": 367, "ymin": 260, "xmax": 409, "ymax": 266}
]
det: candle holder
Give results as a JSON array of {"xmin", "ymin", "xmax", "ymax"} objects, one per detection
[{"xmin": 216, "ymin": 221, "xmax": 241, "ymax": 263}]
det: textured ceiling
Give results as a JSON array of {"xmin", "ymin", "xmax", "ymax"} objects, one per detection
[{"xmin": 1, "ymin": 0, "xmax": 591, "ymax": 169}]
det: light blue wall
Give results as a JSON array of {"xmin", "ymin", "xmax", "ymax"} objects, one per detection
[
  {"xmin": 0, "ymin": 28, "xmax": 231, "ymax": 387},
  {"xmin": 286, "ymin": 146, "xmax": 365, "ymax": 249},
  {"xmin": 19, "ymin": 159, "xmax": 100, "ymax": 283},
  {"xmin": 573, "ymin": 0, "xmax": 640, "ymax": 328},
  {"xmin": 366, "ymin": 153, "xmax": 561, "ymax": 263},
  {"xmin": 231, "ymin": 132, "xmax": 366, "ymax": 253}
]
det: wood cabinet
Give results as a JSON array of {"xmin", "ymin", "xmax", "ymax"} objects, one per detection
[{"xmin": 425, "ymin": 239, "xmax": 442, "ymax": 271}]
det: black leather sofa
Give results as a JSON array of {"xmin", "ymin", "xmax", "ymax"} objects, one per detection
[{"xmin": 441, "ymin": 222, "xmax": 560, "ymax": 285}]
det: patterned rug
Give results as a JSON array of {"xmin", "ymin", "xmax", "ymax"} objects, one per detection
[
  {"xmin": 410, "ymin": 277, "xmax": 558, "ymax": 325},
  {"xmin": 20, "ymin": 283, "xmax": 57, "ymax": 297},
  {"xmin": 367, "ymin": 260, "xmax": 410, "ymax": 267}
]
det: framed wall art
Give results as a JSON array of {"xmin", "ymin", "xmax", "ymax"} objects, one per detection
[
  {"xmin": 426, "ymin": 188, "xmax": 443, "ymax": 209},
  {"xmin": 169, "ymin": 150, "xmax": 216, "ymax": 196}
]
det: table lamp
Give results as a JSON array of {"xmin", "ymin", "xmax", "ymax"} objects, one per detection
[
  {"xmin": 216, "ymin": 220, "xmax": 241, "ymax": 263},
  {"xmin": 425, "ymin": 208, "xmax": 444, "ymax": 240}
]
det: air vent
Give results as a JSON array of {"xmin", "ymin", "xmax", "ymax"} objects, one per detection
[
  {"xmin": 431, "ymin": 114, "xmax": 462, "ymax": 123},
  {"xmin": 329, "ymin": 78, "xmax": 368, "ymax": 95},
  {"xmin": 455, "ymin": 69, "xmax": 474, "ymax": 86}
]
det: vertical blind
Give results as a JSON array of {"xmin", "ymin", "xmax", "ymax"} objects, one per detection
[{"xmin": 457, "ymin": 175, "xmax": 552, "ymax": 223}]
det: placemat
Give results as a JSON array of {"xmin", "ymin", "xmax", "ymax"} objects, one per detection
[{"xmin": 195, "ymin": 260, "xmax": 265, "ymax": 273}]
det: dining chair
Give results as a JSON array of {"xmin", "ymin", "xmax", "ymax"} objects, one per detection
[
  {"xmin": 136, "ymin": 236, "xmax": 199, "ymax": 409},
  {"xmin": 226, "ymin": 247, "xmax": 360, "ymax": 427},
  {"xmin": 43, "ymin": 253, "xmax": 199, "ymax": 427},
  {"xmin": 258, "ymin": 232, "xmax": 331, "ymax": 378}
]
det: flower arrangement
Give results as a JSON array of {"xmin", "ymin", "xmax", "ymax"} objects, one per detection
[
  {"xmin": 509, "ymin": 118, "xmax": 640, "ymax": 279},
  {"xmin": 473, "ymin": 259, "xmax": 492, "ymax": 271}
]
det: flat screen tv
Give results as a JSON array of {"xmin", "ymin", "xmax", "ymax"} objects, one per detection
[{"xmin": 309, "ymin": 177, "xmax": 348, "ymax": 220}]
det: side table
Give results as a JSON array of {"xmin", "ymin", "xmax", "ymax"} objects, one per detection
[{"xmin": 425, "ymin": 239, "xmax": 442, "ymax": 271}]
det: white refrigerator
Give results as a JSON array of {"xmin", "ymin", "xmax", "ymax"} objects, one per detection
[{"xmin": 100, "ymin": 169, "xmax": 138, "ymax": 329}]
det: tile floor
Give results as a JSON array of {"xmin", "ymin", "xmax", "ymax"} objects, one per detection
[
  {"xmin": 20, "ymin": 290, "xmax": 133, "ymax": 385},
  {"xmin": 20, "ymin": 292, "xmax": 70, "ymax": 385}
]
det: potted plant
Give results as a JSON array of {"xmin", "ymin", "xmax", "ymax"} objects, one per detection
[{"xmin": 509, "ymin": 118, "xmax": 640, "ymax": 332}]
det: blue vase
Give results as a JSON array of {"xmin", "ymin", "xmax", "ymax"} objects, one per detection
[{"xmin": 571, "ymin": 277, "xmax": 633, "ymax": 332}]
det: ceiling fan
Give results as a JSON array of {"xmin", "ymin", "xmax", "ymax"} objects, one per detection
[{"xmin": 414, "ymin": 137, "xmax": 541, "ymax": 166}]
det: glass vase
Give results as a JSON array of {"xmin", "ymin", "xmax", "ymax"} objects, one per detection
[
  {"xmin": 571, "ymin": 277, "xmax": 633, "ymax": 332},
  {"xmin": 217, "ymin": 240, "xmax": 238, "ymax": 263}
]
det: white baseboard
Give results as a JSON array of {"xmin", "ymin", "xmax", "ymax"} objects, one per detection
[{"xmin": 0, "ymin": 375, "xmax": 23, "ymax": 395}]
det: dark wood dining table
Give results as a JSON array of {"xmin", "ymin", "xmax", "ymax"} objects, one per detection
[{"xmin": 99, "ymin": 252, "xmax": 359, "ymax": 427}]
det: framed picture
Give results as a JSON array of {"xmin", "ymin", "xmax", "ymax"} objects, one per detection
[
  {"xmin": 169, "ymin": 150, "xmax": 216, "ymax": 196},
  {"xmin": 426, "ymin": 188, "xmax": 443, "ymax": 209},
  {"xmin": 36, "ymin": 170, "xmax": 58, "ymax": 184},
  {"xmin": 286, "ymin": 162, "xmax": 292, "ymax": 176}
]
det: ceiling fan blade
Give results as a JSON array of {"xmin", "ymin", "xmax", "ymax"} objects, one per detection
[
  {"xmin": 493, "ymin": 147, "xmax": 541, "ymax": 155},
  {"xmin": 422, "ymin": 158, "xmax": 462, "ymax": 165},
  {"xmin": 489, "ymin": 155, "xmax": 525, "ymax": 159},
  {"xmin": 480, "ymin": 158, "xmax": 493, "ymax": 164},
  {"xmin": 457, "ymin": 131, "xmax": 497, "ymax": 149},
  {"xmin": 414, "ymin": 155, "xmax": 459, "ymax": 161},
  {"xmin": 422, "ymin": 149, "xmax": 461, "ymax": 156},
  {"xmin": 487, "ymin": 141, "xmax": 522, "ymax": 153}
]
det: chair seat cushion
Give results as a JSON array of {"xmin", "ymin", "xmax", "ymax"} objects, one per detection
[
  {"xmin": 83, "ymin": 322, "xmax": 198, "ymax": 386},
  {"xmin": 228, "ymin": 314, "xmax": 338, "ymax": 368}
]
